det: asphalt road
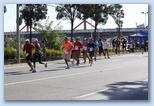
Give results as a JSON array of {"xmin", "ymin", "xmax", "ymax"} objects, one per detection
[{"xmin": 4, "ymin": 52, "xmax": 148, "ymax": 100}]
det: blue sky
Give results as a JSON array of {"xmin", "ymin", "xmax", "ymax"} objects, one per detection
[{"xmin": 4, "ymin": 4, "xmax": 148, "ymax": 32}]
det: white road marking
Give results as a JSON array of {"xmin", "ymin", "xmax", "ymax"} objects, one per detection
[
  {"xmin": 74, "ymin": 88, "xmax": 108, "ymax": 99},
  {"xmin": 4, "ymin": 63, "xmax": 147, "ymax": 86}
]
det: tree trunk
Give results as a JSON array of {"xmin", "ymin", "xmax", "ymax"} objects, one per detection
[
  {"xmin": 118, "ymin": 25, "xmax": 121, "ymax": 38},
  {"xmin": 71, "ymin": 20, "xmax": 74, "ymax": 40},
  {"xmin": 94, "ymin": 22, "xmax": 97, "ymax": 42},
  {"xmin": 29, "ymin": 6, "xmax": 32, "ymax": 43},
  {"xmin": 30, "ymin": 19, "xmax": 32, "ymax": 43}
]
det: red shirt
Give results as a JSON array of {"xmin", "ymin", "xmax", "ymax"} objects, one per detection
[
  {"xmin": 23, "ymin": 43, "xmax": 34, "ymax": 55},
  {"xmin": 74, "ymin": 41, "xmax": 83, "ymax": 52}
]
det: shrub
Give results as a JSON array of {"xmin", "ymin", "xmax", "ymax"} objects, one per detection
[
  {"xmin": 20, "ymin": 49, "xmax": 26, "ymax": 58},
  {"xmin": 4, "ymin": 47, "xmax": 17, "ymax": 59},
  {"xmin": 46, "ymin": 49, "xmax": 62, "ymax": 57}
]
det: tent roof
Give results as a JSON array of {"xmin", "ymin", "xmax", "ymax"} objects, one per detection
[{"xmin": 129, "ymin": 33, "xmax": 144, "ymax": 37}]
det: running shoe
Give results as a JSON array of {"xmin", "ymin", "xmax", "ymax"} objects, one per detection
[
  {"xmin": 90, "ymin": 62, "xmax": 92, "ymax": 66},
  {"xmin": 65, "ymin": 66, "xmax": 70, "ymax": 69},
  {"xmin": 29, "ymin": 69, "xmax": 33, "ymax": 71},
  {"xmin": 32, "ymin": 69, "xmax": 36, "ymax": 73},
  {"xmin": 45, "ymin": 63, "xmax": 47, "ymax": 68}
]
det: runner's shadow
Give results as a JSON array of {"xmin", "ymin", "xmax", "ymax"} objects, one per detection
[
  {"xmin": 41, "ymin": 68, "xmax": 64, "ymax": 72},
  {"xmin": 4, "ymin": 71, "xmax": 30, "ymax": 76}
]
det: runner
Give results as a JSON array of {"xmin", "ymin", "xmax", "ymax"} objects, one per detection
[
  {"xmin": 23, "ymin": 39, "xmax": 35, "ymax": 72},
  {"xmin": 62, "ymin": 36, "xmax": 73, "ymax": 69},
  {"xmin": 87, "ymin": 38, "xmax": 96, "ymax": 66},
  {"xmin": 82, "ymin": 38, "xmax": 90, "ymax": 63},
  {"xmin": 102, "ymin": 38, "xmax": 110, "ymax": 59},
  {"xmin": 33, "ymin": 38, "xmax": 47, "ymax": 72},
  {"xmin": 73, "ymin": 37, "xmax": 83, "ymax": 66},
  {"xmin": 70, "ymin": 38, "xmax": 75, "ymax": 64}
]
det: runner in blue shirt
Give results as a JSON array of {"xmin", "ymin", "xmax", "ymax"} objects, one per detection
[{"xmin": 87, "ymin": 38, "xmax": 96, "ymax": 66}]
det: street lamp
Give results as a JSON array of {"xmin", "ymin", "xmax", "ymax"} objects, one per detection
[
  {"xmin": 16, "ymin": 4, "xmax": 20, "ymax": 63},
  {"xmin": 141, "ymin": 12, "xmax": 148, "ymax": 27}
]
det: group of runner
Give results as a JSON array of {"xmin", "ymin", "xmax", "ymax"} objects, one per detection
[
  {"xmin": 23, "ymin": 36, "xmax": 110, "ymax": 71},
  {"xmin": 23, "ymin": 38, "xmax": 47, "ymax": 73},
  {"xmin": 62, "ymin": 36, "xmax": 110, "ymax": 69}
]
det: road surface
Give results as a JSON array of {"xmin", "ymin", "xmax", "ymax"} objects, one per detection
[{"xmin": 4, "ymin": 52, "xmax": 148, "ymax": 100}]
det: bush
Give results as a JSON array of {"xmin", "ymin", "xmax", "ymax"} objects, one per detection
[
  {"xmin": 20, "ymin": 48, "xmax": 26, "ymax": 58},
  {"xmin": 46, "ymin": 49, "xmax": 63, "ymax": 57},
  {"xmin": 4, "ymin": 47, "xmax": 17, "ymax": 59}
]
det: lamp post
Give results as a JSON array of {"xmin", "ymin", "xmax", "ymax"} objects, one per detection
[
  {"xmin": 141, "ymin": 12, "xmax": 148, "ymax": 27},
  {"xmin": 16, "ymin": 4, "xmax": 20, "ymax": 63},
  {"xmin": 91, "ymin": 18, "xmax": 92, "ymax": 38}
]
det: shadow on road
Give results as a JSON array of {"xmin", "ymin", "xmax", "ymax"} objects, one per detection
[
  {"xmin": 99, "ymin": 80, "xmax": 148, "ymax": 100},
  {"xmin": 4, "ymin": 71, "xmax": 30, "ymax": 76},
  {"xmin": 41, "ymin": 68, "xmax": 64, "ymax": 72}
]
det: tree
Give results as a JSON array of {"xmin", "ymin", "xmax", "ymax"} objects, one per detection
[
  {"xmin": 20, "ymin": 4, "xmax": 48, "ymax": 42},
  {"xmin": 77, "ymin": 4, "xmax": 94, "ymax": 20},
  {"xmin": 55, "ymin": 4, "xmax": 81, "ymax": 39},
  {"xmin": 108, "ymin": 4, "xmax": 124, "ymax": 38},
  {"xmin": 33, "ymin": 16, "xmax": 65, "ymax": 50},
  {"xmin": 4, "ymin": 5, "xmax": 7, "ymax": 13},
  {"xmin": 90, "ymin": 4, "xmax": 108, "ymax": 41}
]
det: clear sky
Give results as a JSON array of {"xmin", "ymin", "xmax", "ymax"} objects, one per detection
[{"xmin": 4, "ymin": 4, "xmax": 148, "ymax": 32}]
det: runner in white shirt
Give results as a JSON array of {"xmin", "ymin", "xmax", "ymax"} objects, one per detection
[{"xmin": 102, "ymin": 38, "xmax": 110, "ymax": 59}]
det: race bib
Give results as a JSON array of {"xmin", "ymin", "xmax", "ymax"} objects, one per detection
[
  {"xmin": 75, "ymin": 46, "xmax": 79, "ymax": 50},
  {"xmin": 90, "ymin": 47, "xmax": 93, "ymax": 51},
  {"xmin": 64, "ymin": 50, "xmax": 68, "ymax": 54},
  {"xmin": 83, "ymin": 46, "xmax": 87, "ymax": 50},
  {"xmin": 26, "ymin": 53, "xmax": 29, "ymax": 57}
]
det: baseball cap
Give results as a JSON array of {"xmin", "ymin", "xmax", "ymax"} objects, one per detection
[{"xmin": 25, "ymin": 39, "xmax": 29, "ymax": 42}]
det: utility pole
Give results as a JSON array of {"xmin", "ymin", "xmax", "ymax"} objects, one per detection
[
  {"xmin": 141, "ymin": 12, "xmax": 148, "ymax": 27},
  {"xmin": 16, "ymin": 4, "xmax": 20, "ymax": 63}
]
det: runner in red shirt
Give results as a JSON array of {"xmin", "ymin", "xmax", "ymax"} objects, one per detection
[
  {"xmin": 23, "ymin": 39, "xmax": 35, "ymax": 72},
  {"xmin": 73, "ymin": 37, "xmax": 83, "ymax": 65}
]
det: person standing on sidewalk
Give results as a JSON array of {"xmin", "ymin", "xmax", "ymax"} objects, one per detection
[
  {"xmin": 98, "ymin": 38, "xmax": 105, "ymax": 57},
  {"xmin": 62, "ymin": 36, "xmax": 73, "ymax": 69},
  {"xmin": 23, "ymin": 39, "xmax": 35, "ymax": 72},
  {"xmin": 41, "ymin": 40, "xmax": 47, "ymax": 61},
  {"xmin": 33, "ymin": 38, "xmax": 47, "ymax": 72},
  {"xmin": 115, "ymin": 37, "xmax": 121, "ymax": 54},
  {"xmin": 102, "ymin": 38, "xmax": 110, "ymax": 59},
  {"xmin": 122, "ymin": 38, "xmax": 127, "ymax": 54},
  {"xmin": 73, "ymin": 37, "xmax": 83, "ymax": 66}
]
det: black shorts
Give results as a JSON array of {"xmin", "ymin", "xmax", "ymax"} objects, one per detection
[
  {"xmin": 104, "ymin": 49, "xmax": 108, "ymax": 51},
  {"xmin": 89, "ymin": 52, "xmax": 94, "ymax": 57},
  {"xmin": 122, "ymin": 46, "xmax": 126, "ymax": 48},
  {"xmin": 26, "ymin": 54, "xmax": 32, "ymax": 61}
]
